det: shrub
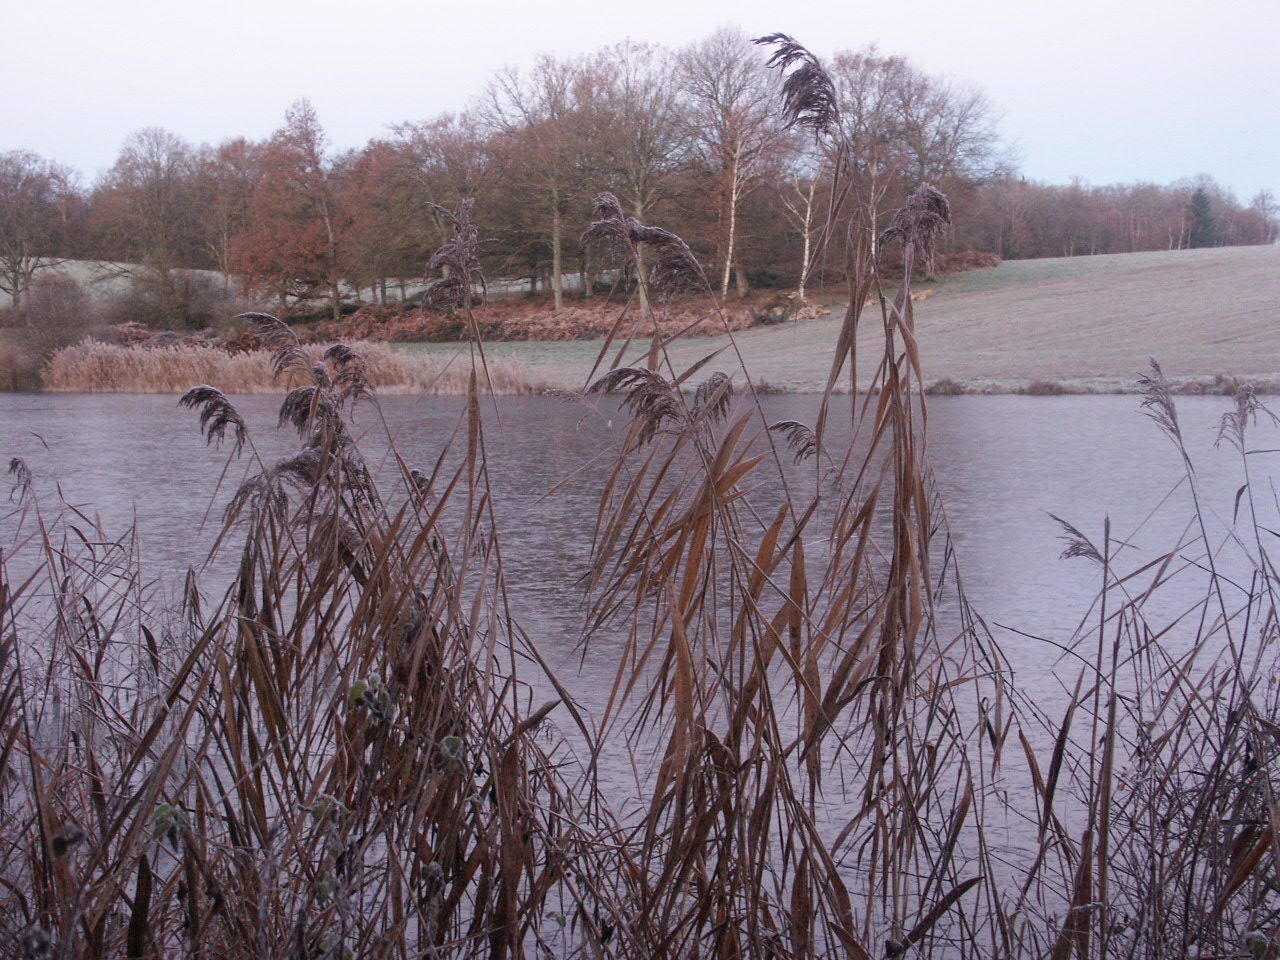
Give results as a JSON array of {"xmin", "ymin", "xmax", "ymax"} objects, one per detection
[
  {"xmin": 925, "ymin": 376, "xmax": 966, "ymax": 395},
  {"xmin": 0, "ymin": 274, "xmax": 101, "ymax": 387},
  {"xmin": 1023, "ymin": 378, "xmax": 1068, "ymax": 395},
  {"xmin": 99, "ymin": 269, "xmax": 250, "ymax": 331}
]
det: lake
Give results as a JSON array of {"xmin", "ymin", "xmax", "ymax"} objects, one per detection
[
  {"xmin": 3, "ymin": 391, "xmax": 1270, "ymax": 674},
  {"xmin": 4, "ymin": 388, "xmax": 1275, "ymax": 952}
]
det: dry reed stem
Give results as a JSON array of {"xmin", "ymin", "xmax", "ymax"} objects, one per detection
[{"xmin": 5, "ymin": 36, "xmax": 1280, "ymax": 959}]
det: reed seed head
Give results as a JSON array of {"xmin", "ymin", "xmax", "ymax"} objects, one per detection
[
  {"xmin": 1050, "ymin": 512, "xmax": 1105, "ymax": 565},
  {"xmin": 693, "ymin": 373, "xmax": 734, "ymax": 424},
  {"xmin": 1138, "ymin": 359, "xmax": 1182, "ymax": 443},
  {"xmin": 880, "ymin": 184, "xmax": 953, "ymax": 258},
  {"xmin": 225, "ymin": 470, "xmax": 289, "ymax": 523},
  {"xmin": 768, "ymin": 420, "xmax": 819, "ymax": 463},
  {"xmin": 237, "ymin": 311, "xmax": 310, "ymax": 381},
  {"xmin": 179, "ymin": 385, "xmax": 248, "ymax": 455},
  {"xmin": 8, "ymin": 457, "xmax": 33, "ymax": 502},
  {"xmin": 754, "ymin": 33, "xmax": 840, "ymax": 135},
  {"xmin": 279, "ymin": 386, "xmax": 344, "ymax": 439},
  {"xmin": 589, "ymin": 367, "xmax": 682, "ymax": 443},
  {"xmin": 324, "ymin": 343, "xmax": 373, "ymax": 405},
  {"xmin": 582, "ymin": 193, "xmax": 706, "ymax": 300},
  {"xmin": 423, "ymin": 199, "xmax": 485, "ymax": 311},
  {"xmin": 1216, "ymin": 383, "xmax": 1275, "ymax": 452}
]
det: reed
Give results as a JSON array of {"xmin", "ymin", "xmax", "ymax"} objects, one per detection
[
  {"xmin": 2, "ymin": 34, "xmax": 1279, "ymax": 960},
  {"xmin": 41, "ymin": 340, "xmax": 551, "ymax": 395}
]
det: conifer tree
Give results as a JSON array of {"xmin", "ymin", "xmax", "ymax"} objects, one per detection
[{"xmin": 1187, "ymin": 186, "xmax": 1217, "ymax": 248}]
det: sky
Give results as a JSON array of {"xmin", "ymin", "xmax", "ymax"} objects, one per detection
[{"xmin": 6, "ymin": 0, "xmax": 1278, "ymax": 202}]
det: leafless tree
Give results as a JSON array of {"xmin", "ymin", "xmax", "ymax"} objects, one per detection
[
  {"xmin": 0, "ymin": 151, "xmax": 76, "ymax": 312},
  {"xmin": 678, "ymin": 27, "xmax": 786, "ymax": 298},
  {"xmin": 480, "ymin": 55, "xmax": 604, "ymax": 312}
]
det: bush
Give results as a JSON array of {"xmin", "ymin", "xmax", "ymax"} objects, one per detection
[
  {"xmin": 933, "ymin": 249, "xmax": 1002, "ymax": 275},
  {"xmin": 925, "ymin": 377, "xmax": 966, "ymax": 395},
  {"xmin": 99, "ymin": 269, "xmax": 250, "ymax": 331},
  {"xmin": 13, "ymin": 273, "xmax": 98, "ymax": 352},
  {"xmin": 1023, "ymin": 378, "xmax": 1068, "ymax": 395}
]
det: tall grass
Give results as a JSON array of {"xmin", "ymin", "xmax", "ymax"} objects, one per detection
[
  {"xmin": 3, "ymin": 187, "xmax": 1007, "ymax": 960},
  {"xmin": 42, "ymin": 340, "xmax": 551, "ymax": 395},
  {"xmin": 3, "ymin": 34, "xmax": 1280, "ymax": 960}
]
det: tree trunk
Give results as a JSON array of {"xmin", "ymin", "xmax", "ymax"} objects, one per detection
[
  {"xmin": 551, "ymin": 196, "xmax": 563, "ymax": 313},
  {"xmin": 319, "ymin": 198, "xmax": 341, "ymax": 322},
  {"xmin": 734, "ymin": 264, "xmax": 749, "ymax": 299},
  {"xmin": 329, "ymin": 280, "xmax": 342, "ymax": 322},
  {"xmin": 798, "ymin": 177, "xmax": 815, "ymax": 300},
  {"xmin": 720, "ymin": 157, "xmax": 740, "ymax": 298}
]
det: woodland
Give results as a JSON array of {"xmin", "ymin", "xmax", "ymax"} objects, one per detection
[{"xmin": 0, "ymin": 28, "xmax": 1276, "ymax": 333}]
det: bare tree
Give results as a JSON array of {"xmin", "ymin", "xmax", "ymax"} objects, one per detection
[
  {"xmin": 481, "ymin": 55, "xmax": 603, "ymax": 312},
  {"xmin": 381, "ymin": 114, "xmax": 494, "ymax": 302},
  {"xmin": 1249, "ymin": 190, "xmax": 1279, "ymax": 244},
  {"xmin": 191, "ymin": 138, "xmax": 261, "ymax": 288},
  {"xmin": 587, "ymin": 42, "xmax": 688, "ymax": 222},
  {"xmin": 578, "ymin": 42, "xmax": 689, "ymax": 305},
  {"xmin": 678, "ymin": 28, "xmax": 786, "ymax": 298},
  {"xmin": 0, "ymin": 151, "xmax": 76, "ymax": 312},
  {"xmin": 776, "ymin": 143, "xmax": 826, "ymax": 299},
  {"xmin": 90, "ymin": 128, "xmax": 210, "ymax": 322}
]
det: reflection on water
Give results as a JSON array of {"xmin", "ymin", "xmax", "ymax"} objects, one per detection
[{"xmin": 3, "ymin": 390, "xmax": 1275, "ymax": 710}]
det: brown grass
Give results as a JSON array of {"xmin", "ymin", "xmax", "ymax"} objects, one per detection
[
  {"xmin": 1022, "ymin": 378, "xmax": 1070, "ymax": 395},
  {"xmin": 41, "ymin": 340, "xmax": 553, "ymax": 394}
]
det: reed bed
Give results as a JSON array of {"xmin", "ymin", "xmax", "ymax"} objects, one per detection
[
  {"xmin": 42, "ymin": 340, "xmax": 551, "ymax": 395},
  {"xmin": 3, "ymin": 36, "xmax": 1280, "ymax": 960}
]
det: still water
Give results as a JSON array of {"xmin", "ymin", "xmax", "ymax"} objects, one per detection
[
  {"xmin": 5, "ymin": 390, "xmax": 1275, "ymax": 885},
  {"xmin": 3, "ymin": 391, "xmax": 1272, "ymax": 659}
]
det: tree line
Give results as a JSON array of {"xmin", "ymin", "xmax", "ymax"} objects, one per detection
[{"xmin": 1, "ymin": 28, "xmax": 1275, "ymax": 327}]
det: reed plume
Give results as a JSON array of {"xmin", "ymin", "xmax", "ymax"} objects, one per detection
[
  {"xmin": 881, "ymin": 183, "xmax": 953, "ymax": 257},
  {"xmin": 237, "ymin": 310, "xmax": 311, "ymax": 380},
  {"xmin": 177, "ymin": 384, "xmax": 248, "ymax": 454},
  {"xmin": 582, "ymin": 192, "xmax": 706, "ymax": 300},
  {"xmin": 323, "ymin": 342, "xmax": 372, "ymax": 404},
  {"xmin": 692, "ymin": 371, "xmax": 734, "ymax": 423},
  {"xmin": 588, "ymin": 366, "xmax": 684, "ymax": 443},
  {"xmin": 422, "ymin": 198, "xmax": 484, "ymax": 310},
  {"xmin": 754, "ymin": 32, "xmax": 840, "ymax": 134},
  {"xmin": 8, "ymin": 456, "xmax": 32, "ymax": 502},
  {"xmin": 767, "ymin": 418, "xmax": 819, "ymax": 462}
]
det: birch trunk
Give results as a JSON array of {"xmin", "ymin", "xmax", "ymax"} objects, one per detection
[
  {"xmin": 720, "ymin": 155, "xmax": 740, "ymax": 298},
  {"xmin": 798, "ymin": 176, "xmax": 815, "ymax": 300}
]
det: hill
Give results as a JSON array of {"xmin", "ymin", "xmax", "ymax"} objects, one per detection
[{"xmin": 410, "ymin": 245, "xmax": 1280, "ymax": 394}]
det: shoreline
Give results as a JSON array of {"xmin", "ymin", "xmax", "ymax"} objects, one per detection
[
  {"xmin": 28, "ymin": 373, "xmax": 1280, "ymax": 397},
  {"xmin": 12, "ymin": 245, "xmax": 1279, "ymax": 396}
]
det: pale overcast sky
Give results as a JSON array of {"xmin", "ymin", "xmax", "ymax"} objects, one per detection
[{"xmin": 7, "ymin": 0, "xmax": 1277, "ymax": 201}]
